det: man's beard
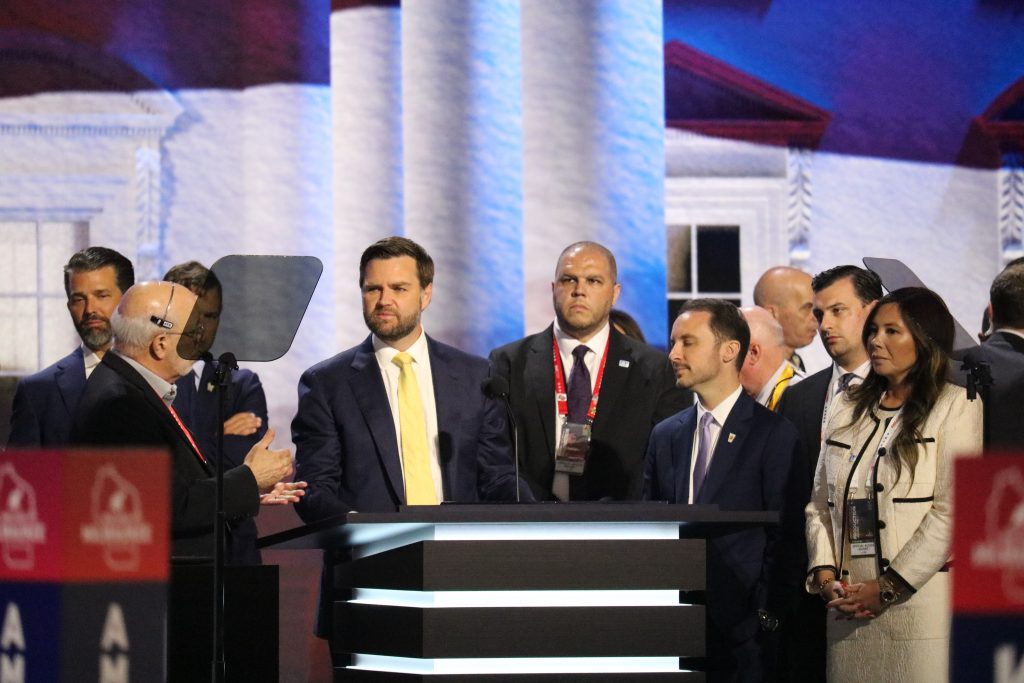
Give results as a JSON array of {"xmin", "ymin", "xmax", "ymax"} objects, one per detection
[
  {"xmin": 77, "ymin": 317, "xmax": 112, "ymax": 351},
  {"xmin": 364, "ymin": 307, "xmax": 420, "ymax": 343}
]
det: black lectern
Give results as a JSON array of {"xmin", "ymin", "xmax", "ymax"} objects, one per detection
[{"xmin": 261, "ymin": 504, "xmax": 775, "ymax": 682}]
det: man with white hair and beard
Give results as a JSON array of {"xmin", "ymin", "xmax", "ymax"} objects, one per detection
[
  {"xmin": 8, "ymin": 246, "xmax": 134, "ymax": 447},
  {"xmin": 72, "ymin": 280, "xmax": 302, "ymax": 559}
]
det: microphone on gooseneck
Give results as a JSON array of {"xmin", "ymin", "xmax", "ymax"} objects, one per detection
[{"xmin": 481, "ymin": 376, "xmax": 520, "ymax": 503}]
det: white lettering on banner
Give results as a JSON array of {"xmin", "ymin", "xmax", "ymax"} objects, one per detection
[
  {"xmin": 0, "ymin": 465, "xmax": 45, "ymax": 571},
  {"xmin": 995, "ymin": 644, "xmax": 1024, "ymax": 683},
  {"xmin": 0, "ymin": 605, "xmax": 23, "ymax": 651},
  {"xmin": 970, "ymin": 468, "xmax": 1024, "ymax": 603},
  {"xmin": 80, "ymin": 465, "xmax": 152, "ymax": 572},
  {"xmin": 99, "ymin": 603, "xmax": 129, "ymax": 683},
  {"xmin": 0, "ymin": 655, "xmax": 23, "ymax": 683},
  {"xmin": 0, "ymin": 603, "xmax": 25, "ymax": 683}
]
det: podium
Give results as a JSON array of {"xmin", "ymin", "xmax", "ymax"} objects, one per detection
[{"xmin": 261, "ymin": 504, "xmax": 775, "ymax": 682}]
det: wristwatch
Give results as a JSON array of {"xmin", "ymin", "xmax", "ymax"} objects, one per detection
[{"xmin": 878, "ymin": 573, "xmax": 901, "ymax": 607}]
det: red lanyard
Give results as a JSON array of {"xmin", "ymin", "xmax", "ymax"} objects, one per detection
[
  {"xmin": 552, "ymin": 335, "xmax": 610, "ymax": 423},
  {"xmin": 166, "ymin": 401, "xmax": 208, "ymax": 465}
]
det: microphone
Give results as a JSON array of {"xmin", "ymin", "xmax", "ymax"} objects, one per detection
[
  {"xmin": 482, "ymin": 376, "xmax": 509, "ymax": 399},
  {"xmin": 481, "ymin": 376, "xmax": 520, "ymax": 502}
]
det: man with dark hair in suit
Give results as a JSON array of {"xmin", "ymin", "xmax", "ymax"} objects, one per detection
[
  {"xmin": 777, "ymin": 265, "xmax": 882, "ymax": 483},
  {"xmin": 8, "ymin": 246, "xmax": 134, "ymax": 447},
  {"xmin": 644, "ymin": 298, "xmax": 806, "ymax": 682},
  {"xmin": 293, "ymin": 236, "xmax": 524, "ymax": 519},
  {"xmin": 774, "ymin": 264, "xmax": 881, "ymax": 683},
  {"xmin": 489, "ymin": 241, "xmax": 691, "ymax": 501},
  {"xmin": 72, "ymin": 281, "xmax": 300, "ymax": 558},
  {"xmin": 164, "ymin": 260, "xmax": 270, "ymax": 564},
  {"xmin": 293, "ymin": 236, "xmax": 526, "ymax": 640},
  {"xmin": 963, "ymin": 260, "xmax": 1024, "ymax": 450}
]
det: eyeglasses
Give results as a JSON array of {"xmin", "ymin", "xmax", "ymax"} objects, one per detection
[
  {"xmin": 151, "ymin": 283, "xmax": 204, "ymax": 340},
  {"xmin": 151, "ymin": 283, "xmax": 177, "ymax": 330}
]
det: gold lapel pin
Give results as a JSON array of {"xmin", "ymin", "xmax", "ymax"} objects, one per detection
[{"xmin": 727, "ymin": 433, "xmax": 736, "ymax": 443}]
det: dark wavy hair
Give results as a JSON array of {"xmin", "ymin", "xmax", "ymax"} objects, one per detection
[
  {"xmin": 359, "ymin": 236, "xmax": 434, "ymax": 288},
  {"xmin": 846, "ymin": 287, "xmax": 954, "ymax": 481}
]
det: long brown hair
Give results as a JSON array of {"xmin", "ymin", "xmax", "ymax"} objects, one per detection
[{"xmin": 846, "ymin": 287, "xmax": 954, "ymax": 481}]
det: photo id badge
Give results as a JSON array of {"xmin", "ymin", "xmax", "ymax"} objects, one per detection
[
  {"xmin": 555, "ymin": 421, "xmax": 592, "ymax": 475},
  {"xmin": 846, "ymin": 498, "xmax": 877, "ymax": 557}
]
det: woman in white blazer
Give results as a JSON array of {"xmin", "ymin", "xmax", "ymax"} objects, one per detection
[{"xmin": 805, "ymin": 287, "xmax": 982, "ymax": 683}]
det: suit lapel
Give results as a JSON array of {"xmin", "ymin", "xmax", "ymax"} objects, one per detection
[
  {"xmin": 55, "ymin": 348, "xmax": 87, "ymax": 420},
  {"xmin": 591, "ymin": 329, "xmax": 631, "ymax": 440},
  {"xmin": 525, "ymin": 328, "xmax": 557, "ymax": 458},
  {"xmin": 104, "ymin": 353, "xmax": 211, "ymax": 473},
  {"xmin": 992, "ymin": 331, "xmax": 1024, "ymax": 355},
  {"xmin": 698, "ymin": 393, "xmax": 755, "ymax": 503},
  {"xmin": 428, "ymin": 338, "xmax": 459, "ymax": 500},
  {"xmin": 670, "ymin": 409, "xmax": 697, "ymax": 504},
  {"xmin": 349, "ymin": 337, "xmax": 404, "ymax": 503}
]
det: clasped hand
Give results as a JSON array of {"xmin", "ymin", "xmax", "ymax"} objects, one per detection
[{"xmin": 825, "ymin": 579, "xmax": 882, "ymax": 619}]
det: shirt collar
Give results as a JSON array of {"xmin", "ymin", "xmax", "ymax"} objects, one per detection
[
  {"xmin": 553, "ymin": 320, "xmax": 611, "ymax": 360},
  {"xmin": 756, "ymin": 360, "xmax": 793, "ymax": 406},
  {"xmin": 996, "ymin": 328, "xmax": 1024, "ymax": 342},
  {"xmin": 81, "ymin": 345, "xmax": 102, "ymax": 374},
  {"xmin": 697, "ymin": 384, "xmax": 743, "ymax": 428},
  {"xmin": 114, "ymin": 351, "xmax": 177, "ymax": 406},
  {"xmin": 373, "ymin": 328, "xmax": 430, "ymax": 368},
  {"xmin": 832, "ymin": 359, "xmax": 871, "ymax": 383}
]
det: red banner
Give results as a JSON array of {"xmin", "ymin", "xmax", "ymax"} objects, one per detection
[{"xmin": 0, "ymin": 449, "xmax": 169, "ymax": 583}]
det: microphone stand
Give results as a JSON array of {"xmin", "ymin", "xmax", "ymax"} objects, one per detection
[
  {"xmin": 211, "ymin": 352, "xmax": 237, "ymax": 683},
  {"xmin": 483, "ymin": 378, "xmax": 520, "ymax": 503},
  {"xmin": 961, "ymin": 358, "xmax": 992, "ymax": 450}
]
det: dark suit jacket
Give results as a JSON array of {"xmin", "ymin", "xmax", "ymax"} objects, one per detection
[
  {"xmin": 643, "ymin": 392, "xmax": 808, "ymax": 642},
  {"xmin": 174, "ymin": 362, "xmax": 268, "ymax": 564},
  {"xmin": 962, "ymin": 330, "xmax": 1024, "ymax": 451},
  {"xmin": 772, "ymin": 367, "xmax": 832, "ymax": 683},
  {"xmin": 489, "ymin": 325, "xmax": 692, "ymax": 501},
  {"xmin": 72, "ymin": 352, "xmax": 260, "ymax": 560},
  {"xmin": 292, "ymin": 335, "xmax": 524, "ymax": 522},
  {"xmin": 7, "ymin": 348, "xmax": 86, "ymax": 447},
  {"xmin": 776, "ymin": 366, "xmax": 831, "ymax": 488}
]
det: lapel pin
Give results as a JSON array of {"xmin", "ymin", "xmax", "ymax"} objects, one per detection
[
  {"xmin": 728, "ymin": 433, "xmax": 736, "ymax": 443},
  {"xmin": 619, "ymin": 360, "xmax": 630, "ymax": 368},
  {"xmin": 206, "ymin": 382, "xmax": 215, "ymax": 393}
]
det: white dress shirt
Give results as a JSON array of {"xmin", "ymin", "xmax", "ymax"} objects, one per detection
[
  {"xmin": 82, "ymin": 345, "xmax": 101, "ymax": 379},
  {"xmin": 551, "ymin": 321, "xmax": 611, "ymax": 501},
  {"xmin": 754, "ymin": 359, "xmax": 802, "ymax": 407},
  {"xmin": 115, "ymin": 351, "xmax": 177, "ymax": 407},
  {"xmin": 372, "ymin": 330, "xmax": 443, "ymax": 503}
]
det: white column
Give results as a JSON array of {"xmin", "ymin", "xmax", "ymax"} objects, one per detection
[
  {"xmin": 331, "ymin": 2, "xmax": 404, "ymax": 350},
  {"xmin": 402, "ymin": 0, "xmax": 523, "ymax": 355},
  {"xmin": 240, "ymin": 83, "xmax": 334, "ymax": 442},
  {"xmin": 522, "ymin": 0, "xmax": 667, "ymax": 344}
]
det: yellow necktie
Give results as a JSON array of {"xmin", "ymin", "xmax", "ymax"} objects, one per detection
[
  {"xmin": 392, "ymin": 352, "xmax": 438, "ymax": 505},
  {"xmin": 767, "ymin": 364, "xmax": 795, "ymax": 411}
]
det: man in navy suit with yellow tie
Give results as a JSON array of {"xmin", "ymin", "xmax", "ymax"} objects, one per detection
[
  {"xmin": 293, "ymin": 236, "xmax": 524, "ymax": 519},
  {"xmin": 293, "ymin": 237, "xmax": 525, "ymax": 641},
  {"xmin": 644, "ymin": 299, "xmax": 807, "ymax": 682}
]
